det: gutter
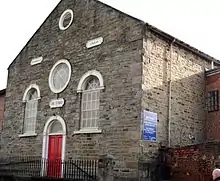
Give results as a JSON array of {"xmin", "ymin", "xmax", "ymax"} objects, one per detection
[
  {"xmin": 206, "ymin": 67, "xmax": 220, "ymax": 77},
  {"xmin": 146, "ymin": 24, "xmax": 220, "ymax": 65}
]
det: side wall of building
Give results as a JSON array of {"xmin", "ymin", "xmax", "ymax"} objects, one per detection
[
  {"xmin": 2, "ymin": 0, "xmax": 143, "ymax": 171},
  {"xmin": 205, "ymin": 72, "xmax": 220, "ymax": 141},
  {"xmin": 142, "ymin": 30, "xmax": 212, "ymax": 150}
]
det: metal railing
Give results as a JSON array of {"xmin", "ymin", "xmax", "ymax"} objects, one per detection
[{"xmin": 0, "ymin": 156, "xmax": 98, "ymax": 180}]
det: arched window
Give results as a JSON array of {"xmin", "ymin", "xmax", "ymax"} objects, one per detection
[
  {"xmin": 81, "ymin": 76, "xmax": 101, "ymax": 129},
  {"xmin": 22, "ymin": 84, "xmax": 40, "ymax": 135},
  {"xmin": 75, "ymin": 70, "xmax": 104, "ymax": 133},
  {"xmin": 49, "ymin": 120, "xmax": 64, "ymax": 134}
]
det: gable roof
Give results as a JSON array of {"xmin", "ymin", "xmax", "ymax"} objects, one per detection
[
  {"xmin": 7, "ymin": 0, "xmax": 220, "ymax": 69},
  {"xmin": 8, "ymin": 0, "xmax": 62, "ymax": 69}
]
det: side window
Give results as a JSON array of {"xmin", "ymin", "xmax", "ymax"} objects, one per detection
[
  {"xmin": 76, "ymin": 70, "xmax": 104, "ymax": 132},
  {"xmin": 207, "ymin": 90, "xmax": 219, "ymax": 112},
  {"xmin": 81, "ymin": 76, "xmax": 100, "ymax": 129},
  {"xmin": 21, "ymin": 84, "xmax": 40, "ymax": 136}
]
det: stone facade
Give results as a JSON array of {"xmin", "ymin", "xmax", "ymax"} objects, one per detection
[
  {"xmin": 141, "ymin": 29, "xmax": 215, "ymax": 150},
  {"xmin": 1, "ymin": 0, "xmax": 220, "ymax": 177},
  {"xmin": 3, "ymin": 0, "xmax": 144, "ymax": 168}
]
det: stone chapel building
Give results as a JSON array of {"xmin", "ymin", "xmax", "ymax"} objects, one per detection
[{"xmin": 1, "ymin": 0, "xmax": 220, "ymax": 176}]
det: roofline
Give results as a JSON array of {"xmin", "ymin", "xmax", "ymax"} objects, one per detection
[
  {"xmin": 205, "ymin": 67, "xmax": 220, "ymax": 77},
  {"xmin": 7, "ymin": 0, "xmax": 63, "ymax": 70},
  {"xmin": 7, "ymin": 0, "xmax": 144, "ymax": 70},
  {"xmin": 0, "ymin": 89, "xmax": 6, "ymax": 95},
  {"xmin": 146, "ymin": 24, "xmax": 220, "ymax": 64},
  {"xmin": 96, "ymin": 0, "xmax": 145, "ymax": 23},
  {"xmin": 7, "ymin": 0, "xmax": 220, "ymax": 69}
]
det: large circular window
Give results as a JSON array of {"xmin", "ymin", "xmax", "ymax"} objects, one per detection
[
  {"xmin": 49, "ymin": 59, "xmax": 71, "ymax": 93},
  {"xmin": 59, "ymin": 9, "xmax": 73, "ymax": 30}
]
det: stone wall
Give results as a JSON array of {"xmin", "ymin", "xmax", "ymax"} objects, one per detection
[
  {"xmin": 2, "ymin": 0, "xmax": 219, "ymax": 177},
  {"xmin": 2, "ymin": 0, "xmax": 144, "ymax": 170},
  {"xmin": 142, "ymin": 30, "xmax": 213, "ymax": 148}
]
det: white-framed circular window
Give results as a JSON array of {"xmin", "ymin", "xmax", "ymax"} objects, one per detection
[
  {"xmin": 59, "ymin": 9, "xmax": 74, "ymax": 30},
  {"xmin": 49, "ymin": 59, "xmax": 71, "ymax": 93}
]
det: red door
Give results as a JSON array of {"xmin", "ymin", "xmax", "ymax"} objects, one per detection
[{"xmin": 47, "ymin": 135, "xmax": 63, "ymax": 178}]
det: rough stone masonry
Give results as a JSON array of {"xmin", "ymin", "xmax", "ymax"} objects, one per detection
[{"xmin": 1, "ymin": 0, "xmax": 219, "ymax": 177}]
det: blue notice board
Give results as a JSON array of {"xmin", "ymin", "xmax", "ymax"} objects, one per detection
[{"xmin": 143, "ymin": 110, "xmax": 157, "ymax": 141}]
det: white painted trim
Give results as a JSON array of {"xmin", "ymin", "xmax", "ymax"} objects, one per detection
[
  {"xmin": 73, "ymin": 128, "xmax": 102, "ymax": 134},
  {"xmin": 41, "ymin": 116, "xmax": 66, "ymax": 177},
  {"xmin": 77, "ymin": 70, "xmax": 104, "ymax": 93},
  {"xmin": 48, "ymin": 133, "xmax": 64, "ymax": 136},
  {"xmin": 19, "ymin": 132, "xmax": 37, "ymax": 137},
  {"xmin": 43, "ymin": 115, "xmax": 67, "ymax": 137},
  {"xmin": 59, "ymin": 9, "xmax": 74, "ymax": 31},
  {"xmin": 48, "ymin": 59, "xmax": 72, "ymax": 94},
  {"xmin": 22, "ymin": 84, "xmax": 41, "ymax": 102}
]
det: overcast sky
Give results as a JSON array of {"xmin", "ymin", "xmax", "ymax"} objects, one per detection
[{"xmin": 0, "ymin": 0, "xmax": 220, "ymax": 90}]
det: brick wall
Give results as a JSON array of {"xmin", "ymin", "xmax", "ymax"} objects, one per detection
[
  {"xmin": 169, "ymin": 142, "xmax": 220, "ymax": 181},
  {"xmin": 206, "ymin": 71, "xmax": 220, "ymax": 141}
]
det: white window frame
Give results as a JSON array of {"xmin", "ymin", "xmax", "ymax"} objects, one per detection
[
  {"xmin": 48, "ymin": 59, "xmax": 72, "ymax": 94},
  {"xmin": 19, "ymin": 84, "xmax": 41, "ymax": 137},
  {"xmin": 74, "ymin": 70, "xmax": 104, "ymax": 134},
  {"xmin": 81, "ymin": 82, "xmax": 100, "ymax": 128},
  {"xmin": 76, "ymin": 70, "xmax": 104, "ymax": 93},
  {"xmin": 59, "ymin": 9, "xmax": 74, "ymax": 31},
  {"xmin": 22, "ymin": 84, "xmax": 41, "ymax": 101}
]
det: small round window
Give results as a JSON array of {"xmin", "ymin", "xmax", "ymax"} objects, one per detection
[
  {"xmin": 49, "ymin": 59, "xmax": 71, "ymax": 93},
  {"xmin": 59, "ymin": 9, "xmax": 73, "ymax": 30}
]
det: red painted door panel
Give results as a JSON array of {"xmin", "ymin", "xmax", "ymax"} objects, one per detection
[{"xmin": 47, "ymin": 135, "xmax": 63, "ymax": 178}]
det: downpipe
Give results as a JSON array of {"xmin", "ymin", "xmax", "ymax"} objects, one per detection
[{"xmin": 168, "ymin": 39, "xmax": 175, "ymax": 148}]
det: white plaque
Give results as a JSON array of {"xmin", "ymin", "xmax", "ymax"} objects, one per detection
[
  {"xmin": 86, "ymin": 37, "xmax": 103, "ymax": 49},
  {"xmin": 31, "ymin": 57, "xmax": 43, "ymax": 65},
  {"xmin": 49, "ymin": 98, "xmax": 65, "ymax": 108}
]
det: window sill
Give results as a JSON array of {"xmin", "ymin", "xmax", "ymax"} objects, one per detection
[
  {"xmin": 19, "ymin": 133, "xmax": 37, "ymax": 138},
  {"xmin": 73, "ymin": 128, "xmax": 102, "ymax": 135}
]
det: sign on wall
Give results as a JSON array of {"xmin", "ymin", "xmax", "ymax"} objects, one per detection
[
  {"xmin": 49, "ymin": 98, "xmax": 65, "ymax": 108},
  {"xmin": 86, "ymin": 37, "xmax": 103, "ymax": 49},
  {"xmin": 143, "ymin": 110, "xmax": 157, "ymax": 142},
  {"xmin": 31, "ymin": 57, "xmax": 43, "ymax": 65}
]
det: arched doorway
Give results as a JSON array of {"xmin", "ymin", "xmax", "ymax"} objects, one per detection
[{"xmin": 42, "ymin": 116, "xmax": 66, "ymax": 178}]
